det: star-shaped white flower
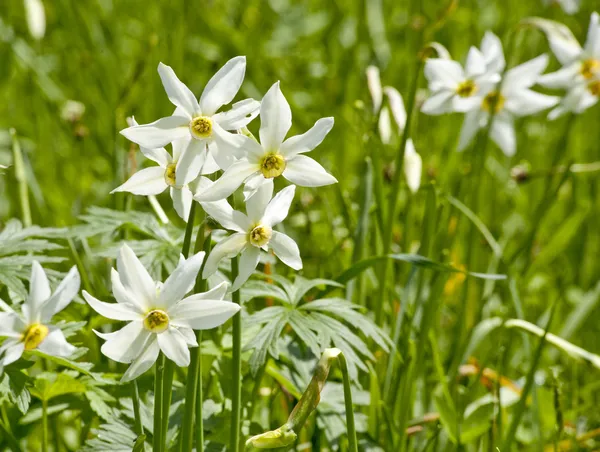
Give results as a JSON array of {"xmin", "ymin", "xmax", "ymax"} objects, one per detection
[
  {"xmin": 196, "ymin": 178, "xmax": 301, "ymax": 290},
  {"xmin": 458, "ymin": 54, "xmax": 559, "ymax": 156},
  {"xmin": 195, "ymin": 82, "xmax": 337, "ymax": 202},
  {"xmin": 538, "ymin": 12, "xmax": 600, "ymax": 118},
  {"xmin": 112, "ymin": 117, "xmax": 219, "ymax": 221},
  {"xmin": 0, "ymin": 262, "xmax": 80, "ymax": 370},
  {"xmin": 82, "ymin": 244, "xmax": 239, "ymax": 382},
  {"xmin": 422, "ymin": 32, "xmax": 504, "ymax": 115},
  {"xmin": 120, "ymin": 57, "xmax": 260, "ymax": 176}
]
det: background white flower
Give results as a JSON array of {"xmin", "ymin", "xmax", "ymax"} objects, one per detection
[
  {"xmin": 0, "ymin": 262, "xmax": 80, "ymax": 370},
  {"xmin": 196, "ymin": 178, "xmax": 301, "ymax": 290},
  {"xmin": 83, "ymin": 244, "xmax": 239, "ymax": 382},
  {"xmin": 195, "ymin": 81, "xmax": 337, "ymax": 202},
  {"xmin": 24, "ymin": 0, "xmax": 46, "ymax": 40},
  {"xmin": 120, "ymin": 57, "xmax": 260, "ymax": 173}
]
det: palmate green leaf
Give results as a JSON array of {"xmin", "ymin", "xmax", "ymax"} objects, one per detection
[
  {"xmin": 245, "ymin": 310, "xmax": 290, "ymax": 374},
  {"xmin": 29, "ymin": 371, "xmax": 87, "ymax": 401},
  {"xmin": 241, "ymin": 280, "xmax": 290, "ymax": 305},
  {"xmin": 81, "ymin": 416, "xmax": 141, "ymax": 452},
  {"xmin": 0, "ymin": 369, "xmax": 32, "ymax": 414}
]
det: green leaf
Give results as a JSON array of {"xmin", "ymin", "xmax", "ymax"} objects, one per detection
[
  {"xmin": 433, "ymin": 385, "xmax": 459, "ymax": 443},
  {"xmin": 29, "ymin": 372, "xmax": 87, "ymax": 402},
  {"xmin": 27, "ymin": 349, "xmax": 95, "ymax": 377}
]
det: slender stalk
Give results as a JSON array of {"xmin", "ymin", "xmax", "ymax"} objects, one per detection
[
  {"xmin": 230, "ymin": 255, "xmax": 242, "ymax": 452},
  {"xmin": 41, "ymin": 400, "xmax": 49, "ymax": 452},
  {"xmin": 148, "ymin": 195, "xmax": 170, "ymax": 224},
  {"xmin": 67, "ymin": 238, "xmax": 93, "ymax": 294},
  {"xmin": 10, "ymin": 128, "xmax": 32, "ymax": 227},
  {"xmin": 339, "ymin": 354, "xmax": 358, "ymax": 452},
  {"xmin": 375, "ymin": 57, "xmax": 423, "ymax": 324},
  {"xmin": 153, "ymin": 353, "xmax": 165, "ymax": 452},
  {"xmin": 195, "ymin": 330, "xmax": 204, "ymax": 451},
  {"xmin": 132, "ymin": 380, "xmax": 144, "ymax": 437}
]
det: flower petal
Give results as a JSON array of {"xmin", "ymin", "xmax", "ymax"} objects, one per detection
[
  {"xmin": 504, "ymin": 54, "xmax": 549, "ymax": 91},
  {"xmin": 246, "ymin": 179, "xmax": 274, "ymax": 223},
  {"xmin": 129, "ymin": 117, "xmax": 171, "ymax": 166},
  {"xmin": 282, "ymin": 155, "xmax": 338, "ymax": 187},
  {"xmin": 121, "ymin": 337, "xmax": 160, "ymax": 382},
  {"xmin": 269, "ymin": 231, "xmax": 302, "ymax": 270},
  {"xmin": 505, "ymin": 90, "xmax": 559, "ymax": 116},
  {"xmin": 280, "ymin": 117, "xmax": 334, "ymax": 157},
  {"xmin": 170, "ymin": 298, "xmax": 240, "ymax": 330},
  {"xmin": 210, "ymin": 121, "xmax": 248, "ymax": 170},
  {"xmin": 157, "ymin": 327, "xmax": 190, "ymax": 367},
  {"xmin": 213, "ymin": 98, "xmax": 261, "ymax": 130},
  {"xmin": 383, "ymin": 86, "xmax": 407, "ymax": 130},
  {"xmin": 170, "ymin": 186, "xmax": 193, "ymax": 222},
  {"xmin": 117, "ymin": 244, "xmax": 157, "ymax": 307},
  {"xmin": 490, "ymin": 114, "xmax": 516, "ymax": 157},
  {"xmin": 1, "ymin": 341, "xmax": 25, "ymax": 366},
  {"xmin": 457, "ymin": 111, "xmax": 482, "ymax": 151},
  {"xmin": 404, "ymin": 139, "xmax": 422, "ymax": 194},
  {"xmin": 231, "ymin": 247, "xmax": 261, "ymax": 291},
  {"xmin": 39, "ymin": 266, "xmax": 80, "ymax": 323},
  {"xmin": 465, "ymin": 46, "xmax": 486, "ymax": 78},
  {"xmin": 158, "ymin": 252, "xmax": 205, "ymax": 309},
  {"xmin": 242, "ymin": 173, "xmax": 270, "ymax": 201},
  {"xmin": 259, "ymin": 81, "xmax": 292, "ymax": 152},
  {"xmin": 194, "ymin": 159, "xmax": 259, "ymax": 202},
  {"xmin": 262, "ymin": 185, "xmax": 295, "ymax": 227},
  {"xmin": 83, "ymin": 291, "xmax": 141, "ymax": 321},
  {"xmin": 424, "ymin": 59, "xmax": 463, "ymax": 89},
  {"xmin": 98, "ymin": 321, "xmax": 150, "ymax": 363},
  {"xmin": 175, "ymin": 138, "xmax": 206, "ymax": 186},
  {"xmin": 158, "ymin": 62, "xmax": 198, "ymax": 118},
  {"xmin": 199, "ymin": 56, "xmax": 247, "ymax": 116},
  {"xmin": 37, "ymin": 328, "xmax": 76, "ymax": 357},
  {"xmin": 121, "ymin": 116, "xmax": 190, "ymax": 149},
  {"xmin": 178, "ymin": 281, "xmax": 229, "ymax": 303},
  {"xmin": 480, "ymin": 31, "xmax": 506, "ymax": 74},
  {"xmin": 27, "ymin": 261, "xmax": 51, "ymax": 321},
  {"xmin": 200, "ymin": 146, "xmax": 221, "ymax": 175},
  {"xmin": 195, "ymin": 178, "xmax": 248, "ymax": 232},
  {"xmin": 583, "ymin": 12, "xmax": 600, "ymax": 58},
  {"xmin": 202, "ymin": 233, "xmax": 248, "ymax": 278},
  {"xmin": 178, "ymin": 327, "xmax": 198, "ymax": 347},
  {"xmin": 537, "ymin": 64, "xmax": 579, "ymax": 89},
  {"xmin": 421, "ymin": 90, "xmax": 454, "ymax": 115},
  {"xmin": 0, "ymin": 312, "xmax": 26, "ymax": 338},
  {"xmin": 366, "ymin": 65, "xmax": 383, "ymax": 112},
  {"xmin": 111, "ymin": 167, "xmax": 167, "ymax": 196}
]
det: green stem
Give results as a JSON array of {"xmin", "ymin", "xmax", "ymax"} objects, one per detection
[
  {"xmin": 67, "ymin": 238, "xmax": 93, "ymax": 294},
  {"xmin": 230, "ymin": 256, "xmax": 242, "ymax": 452},
  {"xmin": 132, "ymin": 380, "xmax": 144, "ymax": 437},
  {"xmin": 153, "ymin": 353, "xmax": 165, "ymax": 452},
  {"xmin": 376, "ymin": 57, "xmax": 423, "ymax": 324},
  {"xmin": 41, "ymin": 400, "xmax": 48, "ymax": 452},
  {"xmin": 10, "ymin": 128, "xmax": 32, "ymax": 227},
  {"xmin": 195, "ymin": 330, "xmax": 204, "ymax": 451},
  {"xmin": 339, "ymin": 354, "xmax": 358, "ymax": 452}
]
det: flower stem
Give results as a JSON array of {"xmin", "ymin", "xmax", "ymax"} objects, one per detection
[
  {"xmin": 153, "ymin": 353, "xmax": 165, "ymax": 452},
  {"xmin": 195, "ymin": 330, "xmax": 204, "ymax": 451},
  {"xmin": 132, "ymin": 380, "xmax": 144, "ymax": 437},
  {"xmin": 230, "ymin": 255, "xmax": 242, "ymax": 452},
  {"xmin": 10, "ymin": 128, "xmax": 32, "ymax": 228},
  {"xmin": 41, "ymin": 399, "xmax": 48, "ymax": 452},
  {"xmin": 338, "ymin": 353, "xmax": 358, "ymax": 452}
]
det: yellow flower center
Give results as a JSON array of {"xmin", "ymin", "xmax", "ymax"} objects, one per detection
[
  {"xmin": 581, "ymin": 59, "xmax": 600, "ymax": 80},
  {"xmin": 481, "ymin": 91, "xmax": 505, "ymax": 113},
  {"xmin": 189, "ymin": 116, "xmax": 213, "ymax": 139},
  {"xmin": 249, "ymin": 224, "xmax": 272, "ymax": 247},
  {"xmin": 260, "ymin": 153, "xmax": 286, "ymax": 178},
  {"xmin": 164, "ymin": 163, "xmax": 177, "ymax": 187},
  {"xmin": 588, "ymin": 80, "xmax": 600, "ymax": 97},
  {"xmin": 143, "ymin": 310, "xmax": 169, "ymax": 333},
  {"xmin": 22, "ymin": 323, "xmax": 49, "ymax": 350},
  {"xmin": 456, "ymin": 80, "xmax": 478, "ymax": 98}
]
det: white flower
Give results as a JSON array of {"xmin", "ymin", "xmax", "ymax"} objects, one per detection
[
  {"xmin": 112, "ymin": 117, "xmax": 218, "ymax": 221},
  {"xmin": 422, "ymin": 32, "xmax": 504, "ymax": 115},
  {"xmin": 404, "ymin": 139, "xmax": 422, "ymax": 194},
  {"xmin": 196, "ymin": 179, "xmax": 301, "ymax": 290},
  {"xmin": 24, "ymin": 0, "xmax": 45, "ymax": 40},
  {"xmin": 0, "ymin": 262, "xmax": 80, "ymax": 370},
  {"xmin": 544, "ymin": 0, "xmax": 580, "ymax": 15},
  {"xmin": 539, "ymin": 13, "xmax": 600, "ymax": 118},
  {"xmin": 458, "ymin": 54, "xmax": 559, "ymax": 156},
  {"xmin": 195, "ymin": 82, "xmax": 337, "ymax": 202},
  {"xmin": 120, "ymin": 57, "xmax": 260, "ymax": 175},
  {"xmin": 83, "ymin": 244, "xmax": 239, "ymax": 382}
]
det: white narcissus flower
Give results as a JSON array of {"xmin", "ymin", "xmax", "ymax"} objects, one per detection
[
  {"xmin": 458, "ymin": 54, "xmax": 559, "ymax": 156},
  {"xmin": 120, "ymin": 57, "xmax": 260, "ymax": 174},
  {"xmin": 196, "ymin": 178, "xmax": 301, "ymax": 290},
  {"xmin": 538, "ymin": 13, "xmax": 600, "ymax": 118},
  {"xmin": 24, "ymin": 0, "xmax": 46, "ymax": 40},
  {"xmin": 422, "ymin": 32, "xmax": 504, "ymax": 115},
  {"xmin": 83, "ymin": 244, "xmax": 239, "ymax": 382},
  {"xmin": 0, "ymin": 262, "xmax": 80, "ymax": 370},
  {"xmin": 195, "ymin": 82, "xmax": 337, "ymax": 202},
  {"xmin": 404, "ymin": 139, "xmax": 422, "ymax": 194},
  {"xmin": 112, "ymin": 117, "xmax": 218, "ymax": 221}
]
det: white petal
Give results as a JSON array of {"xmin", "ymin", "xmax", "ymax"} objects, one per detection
[
  {"xmin": 121, "ymin": 337, "xmax": 160, "ymax": 382},
  {"xmin": 157, "ymin": 327, "xmax": 190, "ymax": 367},
  {"xmin": 200, "ymin": 147, "xmax": 220, "ymax": 175},
  {"xmin": 537, "ymin": 64, "xmax": 579, "ymax": 89},
  {"xmin": 259, "ymin": 82, "xmax": 292, "ymax": 152},
  {"xmin": 242, "ymin": 172, "xmax": 270, "ymax": 201},
  {"xmin": 24, "ymin": 0, "xmax": 45, "ymax": 40},
  {"xmin": 0, "ymin": 313, "xmax": 26, "ymax": 338},
  {"xmin": 171, "ymin": 136, "xmax": 188, "ymax": 162},
  {"xmin": 178, "ymin": 327, "xmax": 198, "ymax": 347},
  {"xmin": 195, "ymin": 179, "xmax": 248, "ymax": 232},
  {"xmin": 452, "ymin": 95, "xmax": 483, "ymax": 113},
  {"xmin": 127, "ymin": 118, "xmax": 171, "ymax": 167},
  {"xmin": 491, "ymin": 114, "xmax": 516, "ymax": 157},
  {"xmin": 170, "ymin": 186, "xmax": 193, "ymax": 221},
  {"xmin": 179, "ymin": 281, "xmax": 229, "ymax": 303},
  {"xmin": 158, "ymin": 252, "xmax": 205, "ymax": 309},
  {"xmin": 458, "ymin": 111, "xmax": 482, "ymax": 151},
  {"xmin": 366, "ymin": 66, "xmax": 383, "ymax": 112},
  {"xmin": 404, "ymin": 139, "xmax": 422, "ymax": 194},
  {"xmin": 121, "ymin": 116, "xmax": 190, "ymax": 149},
  {"xmin": 504, "ymin": 54, "xmax": 549, "ymax": 91},
  {"xmin": 465, "ymin": 46, "xmax": 486, "ymax": 78},
  {"xmin": 262, "ymin": 185, "xmax": 295, "ymax": 227},
  {"xmin": 83, "ymin": 291, "xmax": 141, "ymax": 321},
  {"xmin": 1, "ymin": 341, "xmax": 25, "ymax": 366},
  {"xmin": 283, "ymin": 155, "xmax": 338, "ymax": 187},
  {"xmin": 37, "ymin": 329, "xmax": 76, "ymax": 357},
  {"xmin": 199, "ymin": 56, "xmax": 247, "ymax": 116},
  {"xmin": 269, "ymin": 231, "xmax": 302, "ymax": 270},
  {"xmin": 383, "ymin": 86, "xmax": 407, "ymax": 130},
  {"xmin": 175, "ymin": 138, "xmax": 206, "ymax": 186},
  {"xmin": 110, "ymin": 268, "xmax": 146, "ymax": 313},
  {"xmin": 213, "ymin": 98, "xmax": 261, "ymax": 130},
  {"xmin": 195, "ymin": 159, "xmax": 259, "ymax": 202},
  {"xmin": 157, "ymin": 63, "xmax": 198, "ymax": 118},
  {"xmin": 424, "ymin": 59, "xmax": 463, "ymax": 89},
  {"xmin": 98, "ymin": 321, "xmax": 150, "ymax": 363},
  {"xmin": 39, "ymin": 266, "xmax": 80, "ymax": 323},
  {"xmin": 117, "ymin": 244, "xmax": 157, "ymax": 307},
  {"xmin": 378, "ymin": 107, "xmax": 392, "ymax": 144},
  {"xmin": 505, "ymin": 90, "xmax": 559, "ymax": 116},
  {"xmin": 111, "ymin": 167, "xmax": 167, "ymax": 196},
  {"xmin": 583, "ymin": 12, "xmax": 600, "ymax": 57},
  {"xmin": 480, "ymin": 31, "xmax": 506, "ymax": 74},
  {"xmin": 246, "ymin": 179, "xmax": 274, "ymax": 223},
  {"xmin": 280, "ymin": 117, "xmax": 334, "ymax": 157},
  {"xmin": 421, "ymin": 90, "xmax": 454, "ymax": 115},
  {"xmin": 202, "ymin": 233, "xmax": 248, "ymax": 278},
  {"xmin": 171, "ymin": 297, "xmax": 240, "ymax": 330},
  {"xmin": 27, "ymin": 261, "xmax": 51, "ymax": 321},
  {"xmin": 231, "ymin": 247, "xmax": 261, "ymax": 291},
  {"xmin": 210, "ymin": 122, "xmax": 248, "ymax": 169}
]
